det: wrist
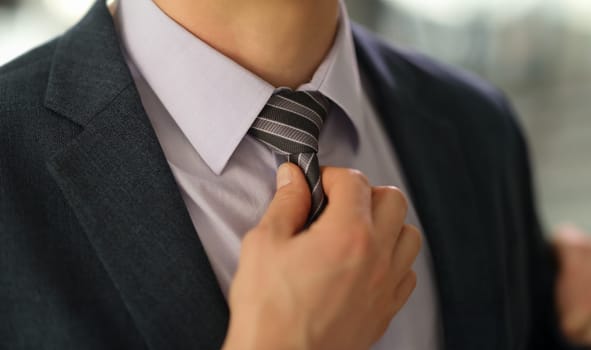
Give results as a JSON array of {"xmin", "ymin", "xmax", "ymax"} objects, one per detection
[
  {"xmin": 222, "ymin": 309, "xmax": 307, "ymax": 350},
  {"xmin": 222, "ymin": 322, "xmax": 279, "ymax": 350}
]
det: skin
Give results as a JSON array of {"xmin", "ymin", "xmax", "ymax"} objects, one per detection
[
  {"xmin": 554, "ymin": 225, "xmax": 591, "ymax": 345},
  {"xmin": 222, "ymin": 163, "xmax": 421, "ymax": 350},
  {"xmin": 153, "ymin": 0, "xmax": 340, "ymax": 89}
]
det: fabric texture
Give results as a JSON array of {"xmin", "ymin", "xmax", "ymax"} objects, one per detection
[
  {"xmin": 0, "ymin": 1, "xmax": 582, "ymax": 350},
  {"xmin": 249, "ymin": 90, "xmax": 330, "ymax": 222}
]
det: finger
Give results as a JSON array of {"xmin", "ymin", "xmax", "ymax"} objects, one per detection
[
  {"xmin": 391, "ymin": 270, "xmax": 417, "ymax": 315},
  {"xmin": 371, "ymin": 186, "xmax": 408, "ymax": 248},
  {"xmin": 316, "ymin": 167, "xmax": 372, "ymax": 227},
  {"xmin": 389, "ymin": 225, "xmax": 422, "ymax": 287},
  {"xmin": 372, "ymin": 270, "xmax": 417, "ymax": 343},
  {"xmin": 259, "ymin": 163, "xmax": 311, "ymax": 239}
]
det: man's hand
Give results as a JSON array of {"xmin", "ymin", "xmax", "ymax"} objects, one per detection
[
  {"xmin": 222, "ymin": 164, "xmax": 422, "ymax": 350},
  {"xmin": 554, "ymin": 224, "xmax": 591, "ymax": 345}
]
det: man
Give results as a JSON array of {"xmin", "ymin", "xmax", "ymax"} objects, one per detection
[{"xmin": 0, "ymin": 0, "xmax": 588, "ymax": 349}]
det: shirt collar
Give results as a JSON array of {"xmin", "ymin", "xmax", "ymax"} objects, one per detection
[
  {"xmin": 300, "ymin": 3, "xmax": 365, "ymax": 144},
  {"xmin": 115, "ymin": 0, "xmax": 364, "ymax": 175}
]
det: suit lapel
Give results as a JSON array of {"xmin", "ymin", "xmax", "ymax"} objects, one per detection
[
  {"xmin": 44, "ymin": 2, "xmax": 228, "ymax": 349},
  {"xmin": 353, "ymin": 26, "xmax": 507, "ymax": 349}
]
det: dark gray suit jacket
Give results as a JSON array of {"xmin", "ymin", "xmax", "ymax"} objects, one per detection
[{"xmin": 0, "ymin": 1, "xmax": 579, "ymax": 349}]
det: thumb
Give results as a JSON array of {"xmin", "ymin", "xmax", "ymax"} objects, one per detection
[{"xmin": 259, "ymin": 162, "xmax": 311, "ymax": 239}]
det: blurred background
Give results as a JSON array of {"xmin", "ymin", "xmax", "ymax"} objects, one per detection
[{"xmin": 1, "ymin": 0, "xmax": 589, "ymax": 234}]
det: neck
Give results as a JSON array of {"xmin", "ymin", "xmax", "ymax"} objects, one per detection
[{"xmin": 153, "ymin": 0, "xmax": 340, "ymax": 89}]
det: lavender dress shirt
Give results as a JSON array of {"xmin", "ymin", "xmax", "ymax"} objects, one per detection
[{"xmin": 113, "ymin": 0, "xmax": 443, "ymax": 349}]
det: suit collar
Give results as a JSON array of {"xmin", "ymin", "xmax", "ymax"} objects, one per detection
[
  {"xmin": 44, "ymin": 2, "xmax": 229, "ymax": 349},
  {"xmin": 44, "ymin": 0, "xmax": 132, "ymax": 127}
]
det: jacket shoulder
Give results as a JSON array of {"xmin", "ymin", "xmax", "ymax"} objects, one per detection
[
  {"xmin": 0, "ymin": 38, "xmax": 79, "ymax": 171},
  {"xmin": 352, "ymin": 24, "xmax": 512, "ymax": 127},
  {"xmin": 353, "ymin": 24, "xmax": 526, "ymax": 186}
]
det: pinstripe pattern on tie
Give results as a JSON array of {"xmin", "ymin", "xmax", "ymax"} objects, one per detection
[{"xmin": 248, "ymin": 90, "xmax": 330, "ymax": 223}]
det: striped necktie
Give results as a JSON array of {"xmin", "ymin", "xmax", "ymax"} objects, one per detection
[{"xmin": 248, "ymin": 89, "xmax": 330, "ymax": 223}]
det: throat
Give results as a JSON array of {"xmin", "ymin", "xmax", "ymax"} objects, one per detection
[{"xmin": 153, "ymin": 0, "xmax": 340, "ymax": 89}]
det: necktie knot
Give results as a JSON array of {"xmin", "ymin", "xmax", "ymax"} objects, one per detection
[
  {"xmin": 248, "ymin": 90, "xmax": 330, "ymax": 223},
  {"xmin": 249, "ymin": 90, "xmax": 330, "ymax": 155}
]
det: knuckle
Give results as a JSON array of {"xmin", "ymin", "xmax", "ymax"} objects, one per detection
[
  {"xmin": 386, "ymin": 186, "xmax": 409, "ymax": 214},
  {"xmin": 374, "ymin": 186, "xmax": 409, "ymax": 215},
  {"xmin": 401, "ymin": 224, "xmax": 423, "ymax": 251},
  {"xmin": 371, "ymin": 186, "xmax": 387, "ymax": 200},
  {"xmin": 347, "ymin": 168, "xmax": 370, "ymax": 188},
  {"xmin": 371, "ymin": 186, "xmax": 392, "ymax": 203}
]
